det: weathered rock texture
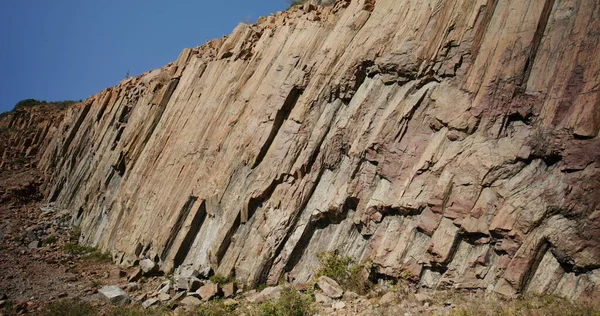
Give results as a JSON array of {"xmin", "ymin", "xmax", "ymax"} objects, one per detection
[
  {"xmin": 0, "ymin": 105, "xmax": 65, "ymax": 170},
  {"xmin": 38, "ymin": 0, "xmax": 600, "ymax": 301}
]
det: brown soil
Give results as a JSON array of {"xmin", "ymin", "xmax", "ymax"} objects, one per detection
[{"xmin": 0, "ymin": 166, "xmax": 119, "ymax": 314}]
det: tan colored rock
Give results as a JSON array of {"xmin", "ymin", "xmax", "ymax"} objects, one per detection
[
  {"xmin": 198, "ymin": 283, "xmax": 220, "ymax": 301},
  {"xmin": 180, "ymin": 296, "xmax": 202, "ymax": 307},
  {"xmin": 222, "ymin": 282, "xmax": 237, "ymax": 298},
  {"xmin": 33, "ymin": 0, "xmax": 600, "ymax": 302},
  {"xmin": 317, "ymin": 276, "xmax": 343, "ymax": 299}
]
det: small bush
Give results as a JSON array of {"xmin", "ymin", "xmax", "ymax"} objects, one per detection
[
  {"xmin": 44, "ymin": 235, "xmax": 58, "ymax": 244},
  {"xmin": 256, "ymin": 287, "xmax": 315, "ymax": 316},
  {"xmin": 104, "ymin": 305, "xmax": 170, "ymax": 316},
  {"xmin": 313, "ymin": 251, "xmax": 372, "ymax": 294},
  {"xmin": 63, "ymin": 243, "xmax": 112, "ymax": 263},
  {"xmin": 69, "ymin": 226, "xmax": 81, "ymax": 243},
  {"xmin": 209, "ymin": 274, "xmax": 237, "ymax": 285},
  {"xmin": 449, "ymin": 294, "xmax": 600, "ymax": 316},
  {"xmin": 193, "ymin": 299, "xmax": 238, "ymax": 316},
  {"xmin": 42, "ymin": 299, "xmax": 97, "ymax": 316}
]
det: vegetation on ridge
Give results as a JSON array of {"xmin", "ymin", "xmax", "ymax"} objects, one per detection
[{"xmin": 13, "ymin": 98, "xmax": 80, "ymax": 111}]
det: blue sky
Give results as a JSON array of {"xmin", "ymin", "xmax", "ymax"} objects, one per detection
[{"xmin": 0, "ymin": 1, "xmax": 289, "ymax": 114}]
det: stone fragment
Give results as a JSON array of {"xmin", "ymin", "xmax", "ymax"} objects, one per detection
[
  {"xmin": 245, "ymin": 286, "xmax": 282, "ymax": 303},
  {"xmin": 168, "ymin": 291, "xmax": 186, "ymax": 304},
  {"xmin": 222, "ymin": 282, "xmax": 237, "ymax": 298},
  {"xmin": 126, "ymin": 283, "xmax": 140, "ymax": 292},
  {"xmin": 379, "ymin": 292, "xmax": 397, "ymax": 305},
  {"xmin": 294, "ymin": 282, "xmax": 308, "ymax": 291},
  {"xmin": 157, "ymin": 293, "xmax": 171, "ymax": 301},
  {"xmin": 110, "ymin": 268, "xmax": 126, "ymax": 279},
  {"xmin": 315, "ymin": 292, "xmax": 333, "ymax": 304},
  {"xmin": 180, "ymin": 296, "xmax": 202, "ymax": 306},
  {"xmin": 128, "ymin": 268, "xmax": 143, "ymax": 282},
  {"xmin": 155, "ymin": 281, "xmax": 171, "ymax": 295},
  {"xmin": 414, "ymin": 293, "xmax": 432, "ymax": 303},
  {"xmin": 188, "ymin": 277, "xmax": 204, "ymax": 292},
  {"xmin": 198, "ymin": 266, "xmax": 213, "ymax": 279},
  {"xmin": 342, "ymin": 291, "xmax": 359, "ymax": 301},
  {"xmin": 98, "ymin": 286, "xmax": 131, "ymax": 305},
  {"xmin": 28, "ymin": 240, "xmax": 41, "ymax": 249},
  {"xmin": 142, "ymin": 298, "xmax": 159, "ymax": 309},
  {"xmin": 333, "ymin": 301, "xmax": 346, "ymax": 309},
  {"xmin": 177, "ymin": 265, "xmax": 199, "ymax": 279},
  {"xmin": 223, "ymin": 298, "xmax": 238, "ymax": 306},
  {"xmin": 140, "ymin": 259, "xmax": 159, "ymax": 274},
  {"xmin": 317, "ymin": 276, "xmax": 343, "ymax": 299},
  {"xmin": 198, "ymin": 283, "xmax": 220, "ymax": 301}
]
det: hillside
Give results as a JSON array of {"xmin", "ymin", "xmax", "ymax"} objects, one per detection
[{"xmin": 1, "ymin": 0, "xmax": 600, "ymax": 314}]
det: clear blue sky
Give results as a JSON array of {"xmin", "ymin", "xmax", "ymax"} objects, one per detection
[{"xmin": 0, "ymin": 1, "xmax": 289, "ymax": 114}]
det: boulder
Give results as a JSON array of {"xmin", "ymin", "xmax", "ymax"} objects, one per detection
[
  {"xmin": 222, "ymin": 282, "xmax": 237, "ymax": 298},
  {"xmin": 342, "ymin": 291, "xmax": 360, "ymax": 301},
  {"xmin": 415, "ymin": 293, "xmax": 432, "ymax": 303},
  {"xmin": 110, "ymin": 268, "xmax": 126, "ymax": 279},
  {"xmin": 245, "ymin": 286, "xmax": 283, "ymax": 304},
  {"xmin": 379, "ymin": 292, "xmax": 398, "ymax": 305},
  {"xmin": 126, "ymin": 283, "xmax": 140, "ymax": 292},
  {"xmin": 223, "ymin": 298, "xmax": 239, "ymax": 306},
  {"xmin": 139, "ymin": 259, "xmax": 159, "ymax": 274},
  {"xmin": 157, "ymin": 293, "xmax": 171, "ymax": 302},
  {"xmin": 188, "ymin": 277, "xmax": 204, "ymax": 292},
  {"xmin": 142, "ymin": 298, "xmax": 159, "ymax": 309},
  {"xmin": 168, "ymin": 291, "xmax": 186, "ymax": 304},
  {"xmin": 155, "ymin": 281, "xmax": 171, "ymax": 295},
  {"xmin": 28, "ymin": 240, "xmax": 41, "ymax": 249},
  {"xmin": 317, "ymin": 276, "xmax": 343, "ymax": 299},
  {"xmin": 198, "ymin": 283, "xmax": 221, "ymax": 301},
  {"xmin": 176, "ymin": 264, "xmax": 199, "ymax": 279},
  {"xmin": 315, "ymin": 292, "xmax": 333, "ymax": 304},
  {"xmin": 180, "ymin": 296, "xmax": 202, "ymax": 306},
  {"xmin": 98, "ymin": 286, "xmax": 131, "ymax": 305},
  {"xmin": 333, "ymin": 301, "xmax": 346, "ymax": 310},
  {"xmin": 198, "ymin": 266, "xmax": 213, "ymax": 279},
  {"xmin": 128, "ymin": 268, "xmax": 143, "ymax": 282}
]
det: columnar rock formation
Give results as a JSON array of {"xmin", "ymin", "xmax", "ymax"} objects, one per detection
[{"xmin": 37, "ymin": 0, "xmax": 600, "ymax": 300}]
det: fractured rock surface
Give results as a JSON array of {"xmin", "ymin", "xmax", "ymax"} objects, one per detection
[{"xmin": 35, "ymin": 0, "xmax": 600, "ymax": 301}]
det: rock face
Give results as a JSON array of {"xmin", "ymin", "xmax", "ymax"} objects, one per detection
[
  {"xmin": 0, "ymin": 104, "xmax": 65, "ymax": 171},
  {"xmin": 35, "ymin": 0, "xmax": 600, "ymax": 301}
]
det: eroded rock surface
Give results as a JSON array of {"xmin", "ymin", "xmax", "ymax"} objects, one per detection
[{"xmin": 37, "ymin": 0, "xmax": 600, "ymax": 301}]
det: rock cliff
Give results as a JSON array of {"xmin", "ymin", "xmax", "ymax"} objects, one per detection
[{"xmin": 36, "ymin": 0, "xmax": 600, "ymax": 301}]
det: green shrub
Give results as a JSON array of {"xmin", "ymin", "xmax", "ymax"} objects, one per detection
[
  {"xmin": 69, "ymin": 226, "xmax": 81, "ymax": 243},
  {"xmin": 105, "ymin": 305, "xmax": 170, "ymax": 316},
  {"xmin": 63, "ymin": 243, "xmax": 111, "ymax": 263},
  {"xmin": 313, "ymin": 251, "xmax": 372, "ymax": 294},
  {"xmin": 256, "ymin": 287, "xmax": 315, "ymax": 316},
  {"xmin": 44, "ymin": 235, "xmax": 58, "ymax": 244},
  {"xmin": 209, "ymin": 274, "xmax": 237, "ymax": 285},
  {"xmin": 42, "ymin": 299, "xmax": 97, "ymax": 316},
  {"xmin": 12, "ymin": 98, "xmax": 79, "ymax": 111},
  {"xmin": 449, "ymin": 294, "xmax": 600, "ymax": 316},
  {"xmin": 193, "ymin": 299, "xmax": 238, "ymax": 316}
]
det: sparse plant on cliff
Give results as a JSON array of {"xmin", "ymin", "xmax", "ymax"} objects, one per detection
[
  {"xmin": 63, "ymin": 243, "xmax": 112, "ymax": 263},
  {"xmin": 256, "ymin": 287, "xmax": 315, "ymax": 316},
  {"xmin": 313, "ymin": 251, "xmax": 372, "ymax": 294},
  {"xmin": 209, "ymin": 273, "xmax": 238, "ymax": 286}
]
